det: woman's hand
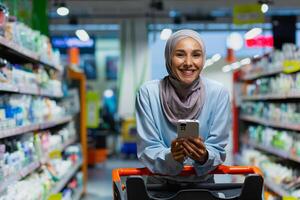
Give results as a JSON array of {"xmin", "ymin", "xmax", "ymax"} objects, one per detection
[
  {"xmin": 171, "ymin": 138, "xmax": 186, "ymax": 163},
  {"xmin": 182, "ymin": 137, "xmax": 208, "ymax": 164}
]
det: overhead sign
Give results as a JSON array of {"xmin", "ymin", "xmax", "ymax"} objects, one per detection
[
  {"xmin": 233, "ymin": 4, "xmax": 264, "ymax": 25},
  {"xmin": 245, "ymin": 36, "xmax": 273, "ymax": 48},
  {"xmin": 51, "ymin": 37, "xmax": 94, "ymax": 48}
]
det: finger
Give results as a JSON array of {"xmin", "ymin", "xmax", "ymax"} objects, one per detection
[
  {"xmin": 182, "ymin": 141, "xmax": 200, "ymax": 158},
  {"xmin": 188, "ymin": 137, "xmax": 204, "ymax": 146},
  {"xmin": 186, "ymin": 140, "xmax": 206, "ymax": 156},
  {"xmin": 174, "ymin": 154, "xmax": 185, "ymax": 161},
  {"xmin": 173, "ymin": 150, "xmax": 185, "ymax": 157},
  {"xmin": 183, "ymin": 141, "xmax": 202, "ymax": 160}
]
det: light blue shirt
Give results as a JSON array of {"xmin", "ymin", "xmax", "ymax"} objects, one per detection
[{"xmin": 135, "ymin": 77, "xmax": 231, "ymax": 180}]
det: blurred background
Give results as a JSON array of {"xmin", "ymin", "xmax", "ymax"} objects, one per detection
[{"xmin": 0, "ymin": 0, "xmax": 300, "ymax": 199}]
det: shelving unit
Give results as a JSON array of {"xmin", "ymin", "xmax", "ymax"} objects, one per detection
[
  {"xmin": 0, "ymin": 29, "xmax": 86, "ymax": 200},
  {"xmin": 48, "ymin": 161, "xmax": 82, "ymax": 196},
  {"xmin": 0, "ymin": 161, "xmax": 40, "ymax": 194},
  {"xmin": 242, "ymin": 136, "xmax": 300, "ymax": 163},
  {"xmin": 233, "ymin": 59, "xmax": 300, "ymax": 199},
  {"xmin": 0, "ymin": 82, "xmax": 63, "ymax": 98},
  {"xmin": 0, "ymin": 36, "xmax": 61, "ymax": 71},
  {"xmin": 235, "ymin": 155, "xmax": 291, "ymax": 197},
  {"xmin": 241, "ymin": 68, "xmax": 283, "ymax": 81},
  {"xmin": 240, "ymin": 115, "xmax": 300, "ymax": 131},
  {"xmin": 0, "ymin": 115, "xmax": 73, "ymax": 139}
]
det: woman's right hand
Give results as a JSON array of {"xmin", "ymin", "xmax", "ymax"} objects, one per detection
[{"xmin": 171, "ymin": 138, "xmax": 186, "ymax": 163}]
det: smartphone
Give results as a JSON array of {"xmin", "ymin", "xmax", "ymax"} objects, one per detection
[{"xmin": 177, "ymin": 119, "xmax": 199, "ymax": 138}]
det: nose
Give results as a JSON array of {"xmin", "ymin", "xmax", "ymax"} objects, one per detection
[{"xmin": 185, "ymin": 55, "xmax": 193, "ymax": 67}]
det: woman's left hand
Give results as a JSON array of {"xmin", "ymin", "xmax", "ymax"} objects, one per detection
[{"xmin": 182, "ymin": 137, "xmax": 208, "ymax": 164}]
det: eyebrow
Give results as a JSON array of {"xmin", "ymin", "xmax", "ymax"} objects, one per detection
[{"xmin": 174, "ymin": 49, "xmax": 202, "ymax": 53}]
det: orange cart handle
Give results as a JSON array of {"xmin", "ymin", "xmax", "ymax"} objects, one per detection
[{"xmin": 112, "ymin": 165, "xmax": 263, "ymax": 182}]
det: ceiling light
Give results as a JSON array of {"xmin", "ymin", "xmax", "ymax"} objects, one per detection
[
  {"xmin": 226, "ymin": 32, "xmax": 243, "ymax": 51},
  {"xmin": 75, "ymin": 29, "xmax": 90, "ymax": 42},
  {"xmin": 204, "ymin": 59, "xmax": 213, "ymax": 68},
  {"xmin": 57, "ymin": 3, "xmax": 69, "ymax": 16},
  {"xmin": 231, "ymin": 62, "xmax": 241, "ymax": 69},
  {"xmin": 160, "ymin": 28, "xmax": 172, "ymax": 40},
  {"xmin": 211, "ymin": 54, "xmax": 221, "ymax": 62},
  {"xmin": 104, "ymin": 89, "xmax": 114, "ymax": 98},
  {"xmin": 222, "ymin": 65, "xmax": 232, "ymax": 73},
  {"xmin": 240, "ymin": 58, "xmax": 251, "ymax": 65},
  {"xmin": 261, "ymin": 4, "xmax": 269, "ymax": 13},
  {"xmin": 245, "ymin": 28, "xmax": 262, "ymax": 39}
]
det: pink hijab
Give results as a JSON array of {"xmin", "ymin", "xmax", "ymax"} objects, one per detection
[{"xmin": 159, "ymin": 29, "xmax": 206, "ymax": 126}]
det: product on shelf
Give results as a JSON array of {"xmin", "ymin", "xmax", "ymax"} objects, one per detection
[
  {"xmin": 241, "ymin": 44, "xmax": 300, "ymax": 79},
  {"xmin": 0, "ymin": 126, "xmax": 81, "ymax": 199},
  {"xmin": 241, "ymin": 101, "xmax": 300, "ymax": 124},
  {"xmin": 241, "ymin": 72, "xmax": 300, "ymax": 97},
  {"xmin": 3, "ymin": 17, "xmax": 62, "ymax": 69},
  {"xmin": 0, "ymin": 94, "xmax": 67, "ymax": 130},
  {"xmin": 240, "ymin": 149, "xmax": 300, "ymax": 198}
]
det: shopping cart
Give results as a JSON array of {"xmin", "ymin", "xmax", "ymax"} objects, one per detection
[{"xmin": 112, "ymin": 165, "xmax": 264, "ymax": 200}]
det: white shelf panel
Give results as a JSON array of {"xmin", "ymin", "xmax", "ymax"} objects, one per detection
[
  {"xmin": 0, "ymin": 83, "xmax": 63, "ymax": 98},
  {"xmin": 241, "ymin": 68, "xmax": 283, "ymax": 81},
  {"xmin": 234, "ymin": 155, "xmax": 291, "ymax": 197},
  {"xmin": 0, "ymin": 36, "xmax": 61, "ymax": 71},
  {"xmin": 0, "ymin": 160, "xmax": 40, "ymax": 194},
  {"xmin": 48, "ymin": 161, "xmax": 82, "ymax": 195},
  {"xmin": 242, "ymin": 93, "xmax": 300, "ymax": 100},
  {"xmin": 0, "ymin": 116, "xmax": 73, "ymax": 139},
  {"xmin": 244, "ymin": 137, "xmax": 300, "ymax": 163},
  {"xmin": 240, "ymin": 115, "xmax": 300, "ymax": 132}
]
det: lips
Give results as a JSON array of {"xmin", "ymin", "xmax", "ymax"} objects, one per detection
[{"xmin": 179, "ymin": 69, "xmax": 196, "ymax": 76}]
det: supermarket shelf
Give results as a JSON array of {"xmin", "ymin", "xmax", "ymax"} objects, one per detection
[
  {"xmin": 73, "ymin": 187, "xmax": 83, "ymax": 200},
  {"xmin": 240, "ymin": 115, "xmax": 300, "ymax": 131},
  {"xmin": 40, "ymin": 116, "xmax": 73, "ymax": 130},
  {"xmin": 40, "ymin": 89, "xmax": 63, "ymax": 98},
  {"xmin": 0, "ymin": 160, "xmax": 40, "ymax": 194},
  {"xmin": 244, "ymin": 137, "xmax": 300, "ymax": 163},
  {"xmin": 234, "ymin": 155, "xmax": 290, "ymax": 197},
  {"xmin": 41, "ymin": 138, "xmax": 78, "ymax": 164},
  {"xmin": 0, "ymin": 36, "xmax": 61, "ymax": 71},
  {"xmin": 242, "ymin": 93, "xmax": 300, "ymax": 100},
  {"xmin": 264, "ymin": 178, "xmax": 290, "ymax": 197},
  {"xmin": 0, "ymin": 124, "xmax": 40, "ymax": 139},
  {"xmin": 241, "ymin": 68, "xmax": 282, "ymax": 81},
  {"xmin": 0, "ymin": 83, "xmax": 63, "ymax": 98},
  {"xmin": 49, "ymin": 161, "xmax": 82, "ymax": 195},
  {"xmin": 0, "ymin": 116, "xmax": 73, "ymax": 139}
]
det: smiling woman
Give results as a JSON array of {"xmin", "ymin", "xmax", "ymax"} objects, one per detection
[{"xmin": 135, "ymin": 29, "xmax": 231, "ymax": 197}]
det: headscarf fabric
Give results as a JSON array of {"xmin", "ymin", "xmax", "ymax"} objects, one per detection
[{"xmin": 159, "ymin": 29, "xmax": 206, "ymax": 125}]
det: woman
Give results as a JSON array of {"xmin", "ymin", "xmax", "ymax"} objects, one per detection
[{"xmin": 135, "ymin": 29, "xmax": 231, "ymax": 183}]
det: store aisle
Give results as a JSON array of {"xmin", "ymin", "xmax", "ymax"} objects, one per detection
[{"xmin": 82, "ymin": 158, "xmax": 143, "ymax": 200}]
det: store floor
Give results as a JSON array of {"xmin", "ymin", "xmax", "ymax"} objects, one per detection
[{"xmin": 82, "ymin": 157, "xmax": 143, "ymax": 200}]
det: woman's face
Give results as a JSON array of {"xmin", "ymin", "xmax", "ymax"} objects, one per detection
[{"xmin": 171, "ymin": 37, "xmax": 204, "ymax": 85}]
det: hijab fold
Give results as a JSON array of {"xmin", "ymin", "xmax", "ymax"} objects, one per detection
[{"xmin": 159, "ymin": 30, "xmax": 206, "ymax": 125}]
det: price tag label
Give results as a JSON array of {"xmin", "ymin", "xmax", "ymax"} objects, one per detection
[
  {"xmin": 283, "ymin": 60, "xmax": 300, "ymax": 74},
  {"xmin": 283, "ymin": 197, "xmax": 297, "ymax": 200},
  {"xmin": 49, "ymin": 149, "xmax": 62, "ymax": 159},
  {"xmin": 48, "ymin": 193, "xmax": 62, "ymax": 200}
]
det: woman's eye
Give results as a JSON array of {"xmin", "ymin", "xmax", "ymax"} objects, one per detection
[
  {"xmin": 193, "ymin": 54, "xmax": 201, "ymax": 57},
  {"xmin": 175, "ymin": 53, "xmax": 185, "ymax": 57}
]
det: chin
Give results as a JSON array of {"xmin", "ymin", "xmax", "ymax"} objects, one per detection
[{"xmin": 180, "ymin": 77, "xmax": 197, "ymax": 85}]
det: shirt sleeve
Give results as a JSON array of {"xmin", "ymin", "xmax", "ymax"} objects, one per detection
[
  {"xmin": 193, "ymin": 87, "xmax": 231, "ymax": 176},
  {"xmin": 135, "ymin": 86, "xmax": 183, "ymax": 175}
]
